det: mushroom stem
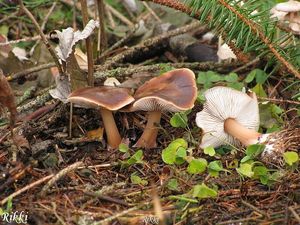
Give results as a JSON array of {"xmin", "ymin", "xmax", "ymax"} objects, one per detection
[
  {"xmin": 134, "ymin": 111, "xmax": 162, "ymax": 148},
  {"xmin": 100, "ymin": 108, "xmax": 122, "ymax": 149},
  {"xmin": 224, "ymin": 118, "xmax": 261, "ymax": 146}
]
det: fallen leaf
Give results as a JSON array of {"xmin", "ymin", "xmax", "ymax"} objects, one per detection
[
  {"xmin": 49, "ymin": 75, "xmax": 71, "ymax": 103},
  {"xmin": 86, "ymin": 127, "xmax": 104, "ymax": 140},
  {"xmin": 55, "ymin": 20, "xmax": 99, "ymax": 62}
]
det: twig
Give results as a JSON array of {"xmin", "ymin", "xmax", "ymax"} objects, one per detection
[
  {"xmin": 17, "ymin": 88, "xmax": 53, "ymax": 114},
  {"xmin": 93, "ymin": 205, "xmax": 141, "ymax": 225},
  {"xmin": 41, "ymin": 2, "xmax": 57, "ymax": 31},
  {"xmin": 80, "ymin": 0, "xmax": 94, "ymax": 86},
  {"xmin": 82, "ymin": 190, "xmax": 129, "ymax": 206},
  {"xmin": 241, "ymin": 200, "xmax": 268, "ymax": 218},
  {"xmin": 0, "ymin": 11, "xmax": 19, "ymax": 24},
  {"xmin": 143, "ymin": 2, "xmax": 161, "ymax": 22},
  {"xmin": 232, "ymin": 57, "xmax": 260, "ymax": 73},
  {"xmin": 7, "ymin": 62, "xmax": 56, "ymax": 81},
  {"xmin": 96, "ymin": 0, "xmax": 108, "ymax": 57},
  {"xmin": 105, "ymin": 8, "xmax": 116, "ymax": 29},
  {"xmin": 40, "ymin": 161, "xmax": 84, "ymax": 196},
  {"xmin": 0, "ymin": 174, "xmax": 53, "ymax": 205},
  {"xmin": 105, "ymin": 3, "xmax": 134, "ymax": 27},
  {"xmin": 101, "ymin": 21, "xmax": 205, "ymax": 70},
  {"xmin": 18, "ymin": 0, "xmax": 63, "ymax": 75},
  {"xmin": 94, "ymin": 61, "xmax": 242, "ymax": 80},
  {"xmin": 258, "ymin": 97, "xmax": 300, "ymax": 105},
  {"xmin": 289, "ymin": 207, "xmax": 300, "ymax": 223},
  {"xmin": 0, "ymin": 35, "xmax": 41, "ymax": 46}
]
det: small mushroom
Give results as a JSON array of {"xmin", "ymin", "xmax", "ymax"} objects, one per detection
[
  {"xmin": 196, "ymin": 86, "xmax": 260, "ymax": 148},
  {"xmin": 271, "ymin": 0, "xmax": 300, "ymax": 34},
  {"xmin": 68, "ymin": 86, "xmax": 134, "ymax": 148},
  {"xmin": 129, "ymin": 68, "xmax": 197, "ymax": 148}
]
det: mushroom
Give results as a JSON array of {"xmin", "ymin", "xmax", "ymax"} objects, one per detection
[
  {"xmin": 68, "ymin": 86, "xmax": 134, "ymax": 148},
  {"xmin": 271, "ymin": 0, "xmax": 300, "ymax": 34},
  {"xmin": 195, "ymin": 86, "xmax": 260, "ymax": 148},
  {"xmin": 196, "ymin": 86, "xmax": 300, "ymax": 166},
  {"xmin": 129, "ymin": 68, "xmax": 197, "ymax": 148}
]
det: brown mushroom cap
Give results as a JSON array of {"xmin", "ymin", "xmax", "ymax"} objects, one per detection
[
  {"xmin": 131, "ymin": 68, "xmax": 197, "ymax": 112},
  {"xmin": 68, "ymin": 86, "xmax": 134, "ymax": 110}
]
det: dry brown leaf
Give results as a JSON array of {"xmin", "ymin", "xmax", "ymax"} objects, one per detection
[{"xmin": 86, "ymin": 127, "xmax": 104, "ymax": 141}]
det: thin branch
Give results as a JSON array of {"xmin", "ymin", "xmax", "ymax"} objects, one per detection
[
  {"xmin": 18, "ymin": 0, "xmax": 63, "ymax": 75},
  {"xmin": 80, "ymin": 0, "xmax": 95, "ymax": 86},
  {"xmin": 1, "ymin": 175, "xmax": 53, "ymax": 205}
]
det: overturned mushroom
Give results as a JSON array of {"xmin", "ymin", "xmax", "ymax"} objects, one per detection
[
  {"xmin": 196, "ymin": 86, "xmax": 260, "ymax": 148},
  {"xmin": 196, "ymin": 86, "xmax": 300, "ymax": 166},
  {"xmin": 129, "ymin": 68, "xmax": 197, "ymax": 148},
  {"xmin": 68, "ymin": 86, "xmax": 134, "ymax": 148}
]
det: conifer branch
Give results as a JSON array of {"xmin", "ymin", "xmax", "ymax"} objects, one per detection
[{"xmin": 143, "ymin": 0, "xmax": 300, "ymax": 79}]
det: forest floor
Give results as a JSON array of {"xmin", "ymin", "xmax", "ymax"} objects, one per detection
[{"xmin": 0, "ymin": 0, "xmax": 300, "ymax": 225}]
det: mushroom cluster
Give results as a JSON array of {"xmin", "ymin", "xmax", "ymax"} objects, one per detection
[
  {"xmin": 271, "ymin": 0, "xmax": 300, "ymax": 34},
  {"xmin": 196, "ymin": 86, "xmax": 300, "ymax": 166},
  {"xmin": 68, "ymin": 68, "xmax": 197, "ymax": 149}
]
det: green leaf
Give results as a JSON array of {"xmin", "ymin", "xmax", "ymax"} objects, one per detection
[
  {"xmin": 187, "ymin": 158, "xmax": 208, "ymax": 174},
  {"xmin": 162, "ymin": 139, "xmax": 188, "ymax": 165},
  {"xmin": 119, "ymin": 143, "xmax": 129, "ymax": 153},
  {"xmin": 176, "ymin": 147, "xmax": 187, "ymax": 158},
  {"xmin": 227, "ymin": 82, "xmax": 244, "ymax": 90},
  {"xmin": 130, "ymin": 174, "xmax": 148, "ymax": 185},
  {"xmin": 192, "ymin": 183, "xmax": 218, "ymax": 199},
  {"xmin": 173, "ymin": 138, "xmax": 188, "ymax": 149},
  {"xmin": 253, "ymin": 166, "xmax": 268, "ymax": 176},
  {"xmin": 283, "ymin": 151, "xmax": 299, "ymax": 166},
  {"xmin": 246, "ymin": 144, "xmax": 265, "ymax": 156},
  {"xmin": 252, "ymin": 83, "xmax": 267, "ymax": 97},
  {"xmin": 208, "ymin": 160, "xmax": 223, "ymax": 171},
  {"xmin": 204, "ymin": 146, "xmax": 216, "ymax": 156},
  {"xmin": 245, "ymin": 70, "xmax": 256, "ymax": 83},
  {"xmin": 170, "ymin": 112, "xmax": 188, "ymax": 128},
  {"xmin": 162, "ymin": 146, "xmax": 177, "ymax": 165},
  {"xmin": 236, "ymin": 163, "xmax": 254, "ymax": 178},
  {"xmin": 167, "ymin": 179, "xmax": 180, "ymax": 191},
  {"xmin": 127, "ymin": 150, "xmax": 143, "ymax": 165},
  {"xmin": 224, "ymin": 73, "xmax": 239, "ymax": 82},
  {"xmin": 255, "ymin": 69, "xmax": 268, "ymax": 84},
  {"xmin": 197, "ymin": 71, "xmax": 223, "ymax": 89}
]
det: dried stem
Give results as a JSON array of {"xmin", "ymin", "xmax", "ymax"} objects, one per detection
[
  {"xmin": 80, "ymin": 0, "xmax": 95, "ymax": 86},
  {"xmin": 18, "ymin": 0, "xmax": 63, "ymax": 75},
  {"xmin": 96, "ymin": 0, "xmax": 108, "ymax": 58}
]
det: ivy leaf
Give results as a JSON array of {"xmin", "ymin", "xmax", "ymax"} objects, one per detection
[
  {"xmin": 204, "ymin": 146, "xmax": 216, "ymax": 156},
  {"xmin": 187, "ymin": 158, "xmax": 207, "ymax": 174},
  {"xmin": 192, "ymin": 183, "xmax": 218, "ymax": 199},
  {"xmin": 283, "ymin": 152, "xmax": 299, "ymax": 166}
]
